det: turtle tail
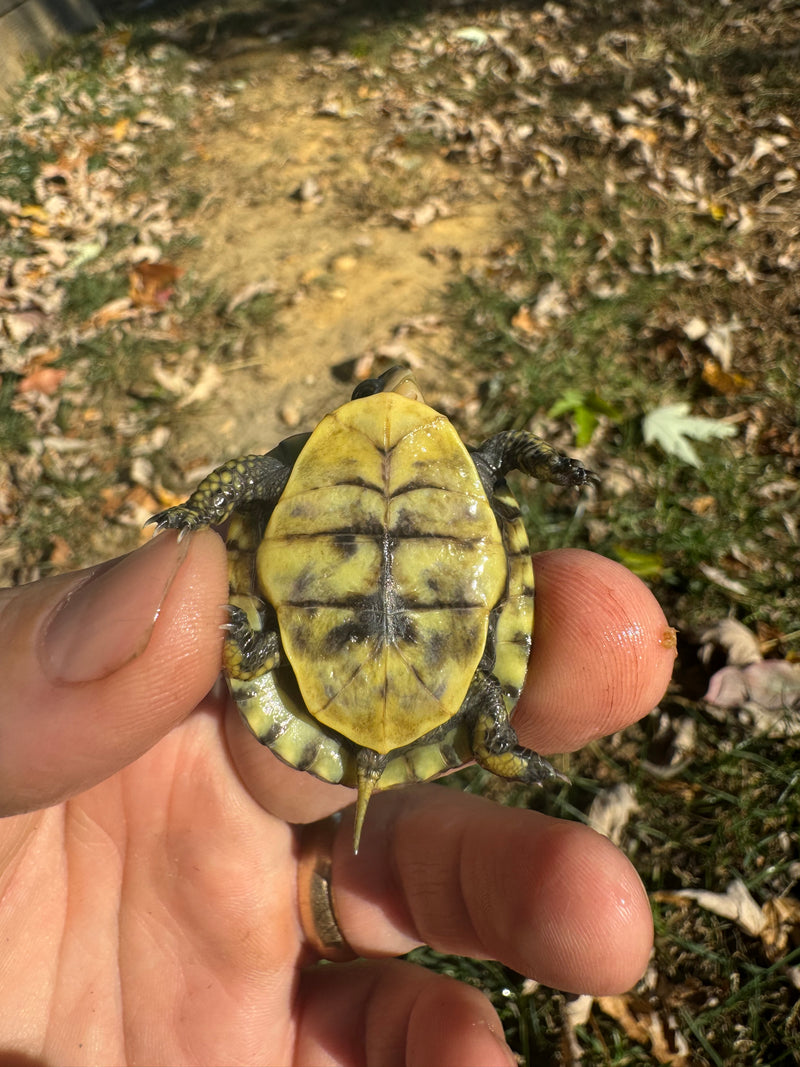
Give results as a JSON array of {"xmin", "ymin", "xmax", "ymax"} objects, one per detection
[{"xmin": 353, "ymin": 751, "xmax": 387, "ymax": 854}]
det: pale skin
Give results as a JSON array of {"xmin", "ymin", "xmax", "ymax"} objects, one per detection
[{"xmin": 0, "ymin": 530, "xmax": 675, "ymax": 1066}]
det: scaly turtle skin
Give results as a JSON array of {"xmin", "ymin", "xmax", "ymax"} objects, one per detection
[{"xmin": 150, "ymin": 367, "xmax": 598, "ymax": 850}]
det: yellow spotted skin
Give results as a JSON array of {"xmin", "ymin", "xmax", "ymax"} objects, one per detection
[{"xmin": 259, "ymin": 393, "xmax": 511, "ymax": 753}]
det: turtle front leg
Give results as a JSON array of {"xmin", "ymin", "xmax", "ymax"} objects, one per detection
[
  {"xmin": 469, "ymin": 672, "xmax": 568, "ymax": 786},
  {"xmin": 148, "ymin": 452, "xmax": 293, "ymax": 534},
  {"xmin": 472, "ymin": 431, "xmax": 599, "ymax": 490}
]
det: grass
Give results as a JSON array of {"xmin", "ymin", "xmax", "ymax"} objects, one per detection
[
  {"xmin": 442, "ymin": 184, "xmax": 800, "ymax": 633},
  {"xmin": 2, "ymin": 1, "xmax": 799, "ymax": 1063}
]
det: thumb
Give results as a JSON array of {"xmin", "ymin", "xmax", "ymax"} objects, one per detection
[{"xmin": 0, "ymin": 529, "xmax": 227, "ymax": 815}]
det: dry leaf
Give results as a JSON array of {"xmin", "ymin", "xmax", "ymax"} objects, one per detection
[
  {"xmin": 3, "ymin": 310, "xmax": 48, "ymax": 343},
  {"xmin": 597, "ymin": 995, "xmax": 690, "ymax": 1065},
  {"xmin": 702, "ymin": 358, "xmax": 754, "ymax": 396},
  {"xmin": 226, "ymin": 278, "xmax": 278, "ymax": 315},
  {"xmin": 643, "ymin": 713, "xmax": 697, "ymax": 778},
  {"xmin": 129, "ymin": 260, "xmax": 182, "ymax": 308},
  {"xmin": 654, "ymin": 878, "xmax": 766, "ymax": 938},
  {"xmin": 559, "ymin": 993, "xmax": 592, "ymax": 1065},
  {"xmin": 47, "ymin": 536, "xmax": 72, "ymax": 567},
  {"xmin": 697, "ymin": 564, "xmax": 748, "ymax": 597},
  {"xmin": 391, "ymin": 198, "xmax": 449, "ymax": 229},
  {"xmin": 683, "ymin": 316, "xmax": 709, "ymax": 341},
  {"xmin": 89, "ymin": 297, "xmax": 136, "ymax": 328},
  {"xmin": 762, "ymin": 897, "xmax": 800, "ymax": 960},
  {"xmin": 704, "ymin": 660, "xmax": 800, "ymax": 730},
  {"xmin": 112, "ymin": 117, "xmax": 131, "ymax": 142},
  {"xmin": 586, "ymin": 783, "xmax": 639, "ymax": 845},
  {"xmin": 16, "ymin": 366, "xmax": 67, "ymax": 395},
  {"xmin": 688, "ymin": 494, "xmax": 716, "ymax": 516},
  {"xmin": 176, "ymin": 364, "xmax": 223, "ymax": 409},
  {"xmin": 510, "ymin": 304, "xmax": 539, "ymax": 335},
  {"xmin": 698, "ymin": 619, "xmax": 762, "ymax": 666}
]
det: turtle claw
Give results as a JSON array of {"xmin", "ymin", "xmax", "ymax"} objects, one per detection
[
  {"xmin": 220, "ymin": 604, "xmax": 247, "ymax": 634},
  {"xmin": 143, "ymin": 514, "xmax": 166, "ymax": 534},
  {"xmin": 553, "ymin": 455, "xmax": 599, "ymax": 489},
  {"xmin": 146, "ymin": 506, "xmax": 207, "ymax": 537}
]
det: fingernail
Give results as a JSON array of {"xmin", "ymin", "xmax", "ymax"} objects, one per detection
[{"xmin": 42, "ymin": 532, "xmax": 191, "ymax": 683}]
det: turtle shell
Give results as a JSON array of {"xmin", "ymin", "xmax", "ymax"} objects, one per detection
[
  {"xmin": 256, "ymin": 390, "xmax": 523, "ymax": 753},
  {"xmin": 146, "ymin": 365, "xmax": 598, "ymax": 851}
]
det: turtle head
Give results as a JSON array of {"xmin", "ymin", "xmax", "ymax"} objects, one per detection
[{"xmin": 351, "ymin": 365, "xmax": 424, "ymax": 404}]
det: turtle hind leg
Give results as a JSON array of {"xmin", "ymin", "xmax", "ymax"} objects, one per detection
[
  {"xmin": 472, "ymin": 431, "xmax": 599, "ymax": 492},
  {"xmin": 223, "ymin": 600, "xmax": 281, "ymax": 680},
  {"xmin": 469, "ymin": 673, "xmax": 568, "ymax": 787}
]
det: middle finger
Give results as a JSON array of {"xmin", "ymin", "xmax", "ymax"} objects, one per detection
[{"xmin": 325, "ymin": 785, "xmax": 653, "ymax": 996}]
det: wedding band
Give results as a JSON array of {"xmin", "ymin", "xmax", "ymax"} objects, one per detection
[{"xmin": 297, "ymin": 816, "xmax": 357, "ymax": 962}]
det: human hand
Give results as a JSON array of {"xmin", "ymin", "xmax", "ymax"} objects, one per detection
[{"xmin": 0, "ymin": 531, "xmax": 674, "ymax": 1066}]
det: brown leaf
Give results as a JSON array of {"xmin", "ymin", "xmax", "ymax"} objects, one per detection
[
  {"xmin": 112, "ymin": 117, "xmax": 131, "ymax": 142},
  {"xmin": 688, "ymin": 494, "xmax": 716, "ymax": 516},
  {"xmin": 128, "ymin": 260, "xmax": 182, "ymax": 308},
  {"xmin": 16, "ymin": 366, "xmax": 67, "ymax": 395},
  {"xmin": 762, "ymin": 897, "xmax": 800, "ymax": 960},
  {"xmin": 702, "ymin": 358, "xmax": 754, "ymax": 396},
  {"xmin": 510, "ymin": 304, "xmax": 539, "ymax": 335},
  {"xmin": 596, "ymin": 995, "xmax": 690, "ymax": 1065},
  {"xmin": 99, "ymin": 486, "xmax": 126, "ymax": 517},
  {"xmin": 48, "ymin": 536, "xmax": 72, "ymax": 567}
]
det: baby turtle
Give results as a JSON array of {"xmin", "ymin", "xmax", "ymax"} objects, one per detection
[{"xmin": 150, "ymin": 367, "xmax": 597, "ymax": 850}]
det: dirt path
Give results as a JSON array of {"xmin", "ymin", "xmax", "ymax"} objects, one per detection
[{"xmin": 173, "ymin": 48, "xmax": 509, "ymax": 458}]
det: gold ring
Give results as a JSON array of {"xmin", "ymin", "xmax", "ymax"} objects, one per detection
[{"xmin": 297, "ymin": 816, "xmax": 358, "ymax": 962}]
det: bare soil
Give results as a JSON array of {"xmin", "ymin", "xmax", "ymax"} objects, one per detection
[{"xmin": 173, "ymin": 47, "xmax": 509, "ymax": 460}]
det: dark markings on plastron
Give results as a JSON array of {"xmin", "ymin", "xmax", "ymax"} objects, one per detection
[
  {"xmin": 425, "ymin": 573, "xmax": 441, "ymax": 595},
  {"xmin": 422, "ymin": 623, "xmax": 485, "ymax": 669},
  {"xmin": 407, "ymin": 655, "xmax": 448, "ymax": 700},
  {"xmin": 288, "ymin": 567, "xmax": 321, "ymax": 602},
  {"xmin": 390, "ymin": 511, "xmax": 485, "ymax": 543},
  {"xmin": 288, "ymin": 595, "xmax": 488, "ymax": 615},
  {"xmin": 320, "ymin": 589, "xmax": 419, "ymax": 654},
  {"xmin": 334, "ymin": 476, "xmax": 383, "ymax": 493},
  {"xmin": 389, "ymin": 478, "xmax": 473, "ymax": 498},
  {"xmin": 425, "ymin": 628, "xmax": 449, "ymax": 667},
  {"xmin": 420, "ymin": 596, "xmax": 488, "ymax": 611},
  {"xmin": 286, "ymin": 594, "xmax": 367, "ymax": 611},
  {"xmin": 426, "ymin": 623, "xmax": 475, "ymax": 665},
  {"xmin": 331, "ymin": 531, "xmax": 360, "ymax": 558},
  {"xmin": 278, "ymin": 519, "xmax": 386, "ymax": 540}
]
